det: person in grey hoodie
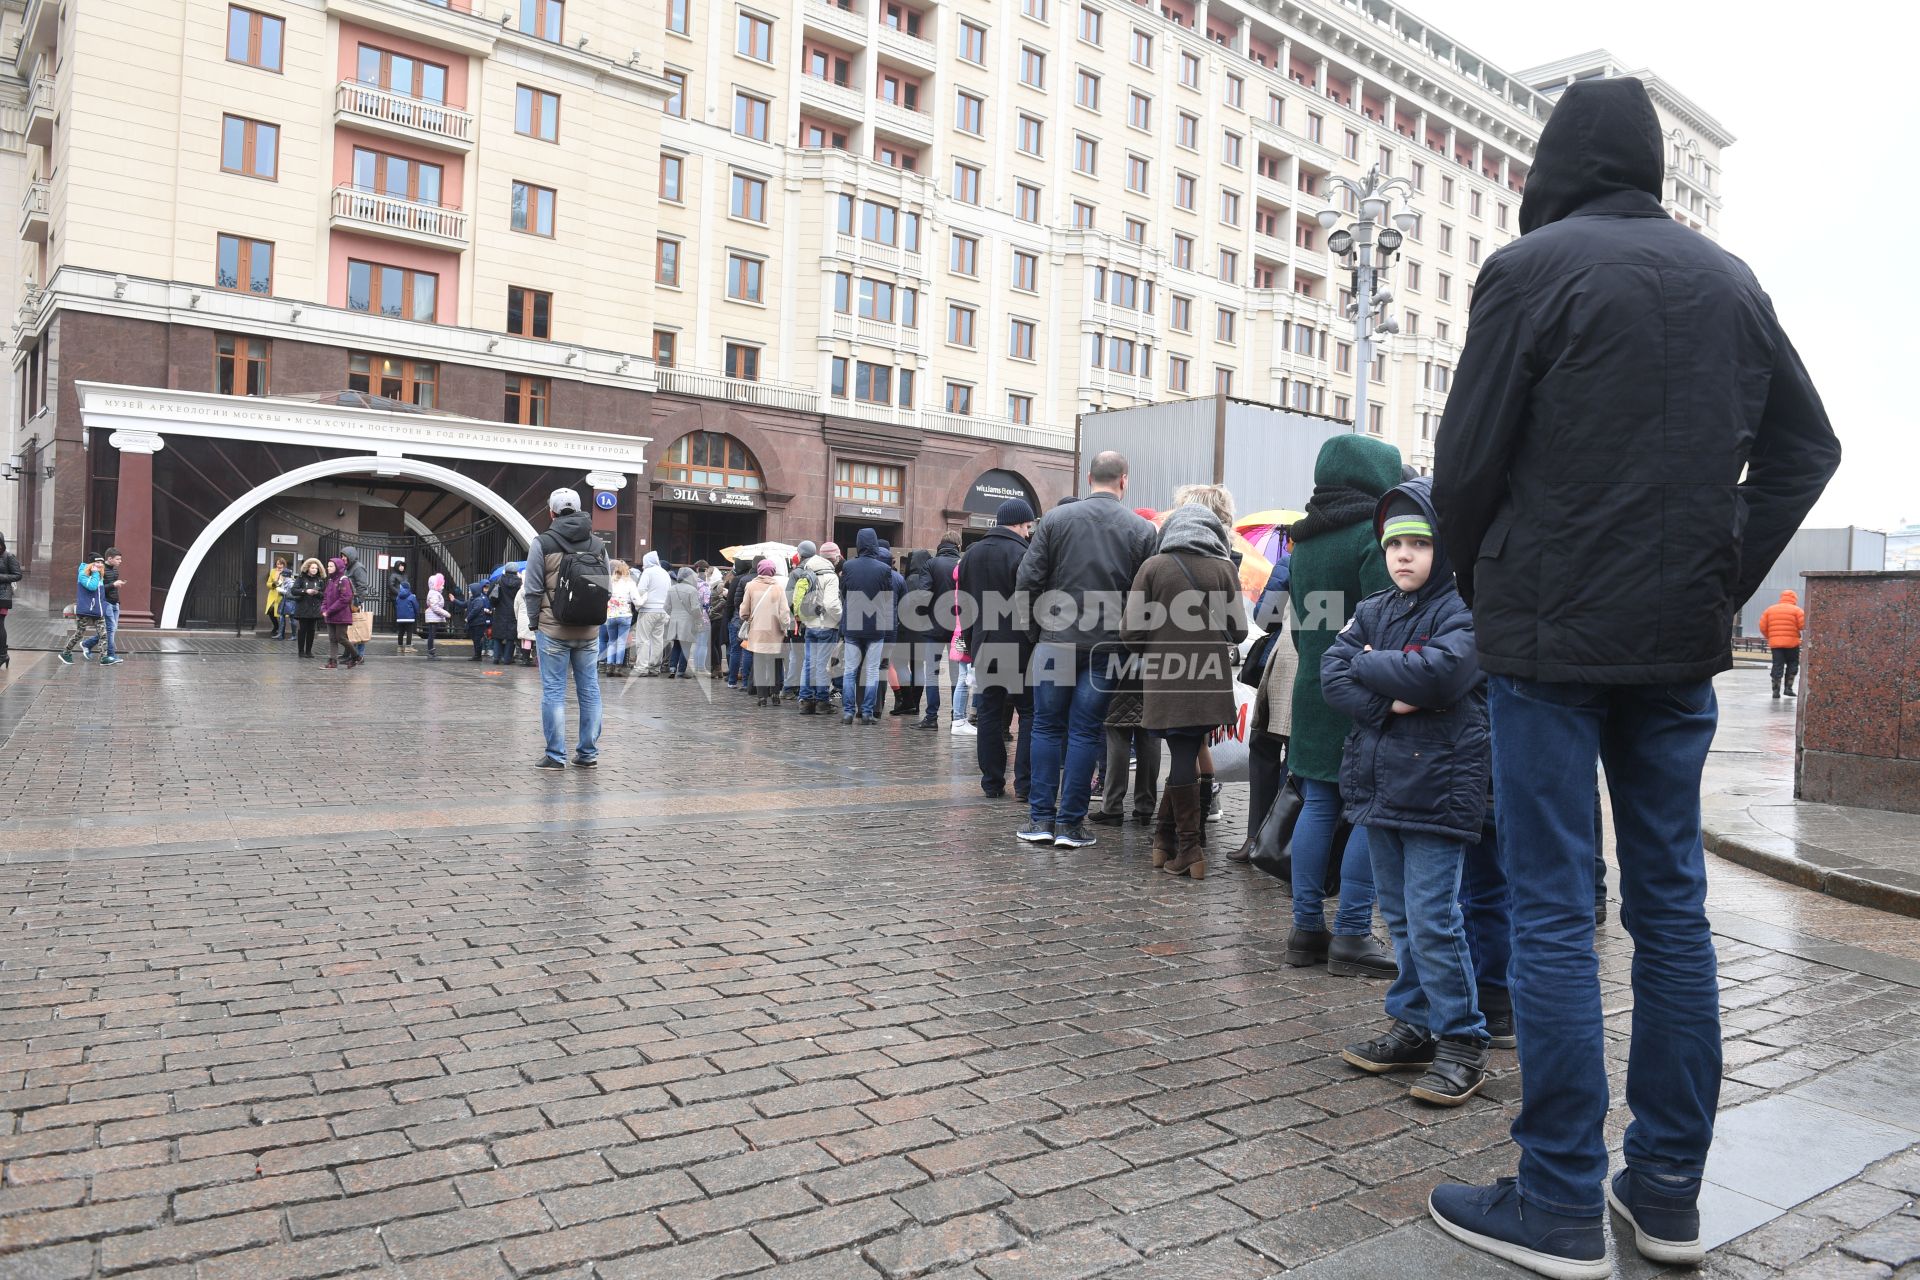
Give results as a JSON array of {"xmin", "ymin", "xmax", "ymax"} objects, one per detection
[
  {"xmin": 521, "ymin": 488, "xmax": 608, "ymax": 769},
  {"xmin": 632, "ymin": 550, "xmax": 672, "ymax": 675}
]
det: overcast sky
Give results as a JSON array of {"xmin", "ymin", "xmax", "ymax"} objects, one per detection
[{"xmin": 1405, "ymin": 0, "xmax": 1918, "ymax": 534}]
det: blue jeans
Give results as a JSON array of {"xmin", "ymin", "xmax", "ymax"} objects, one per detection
[
  {"xmin": 802, "ymin": 628, "xmax": 838, "ymax": 701},
  {"xmin": 916, "ymin": 647, "xmax": 942, "ymax": 719},
  {"xmin": 600, "ymin": 615, "xmax": 632, "ymax": 666},
  {"xmin": 1490, "ymin": 675, "xmax": 1720, "ymax": 1217},
  {"xmin": 727, "ymin": 619, "xmax": 746, "ymax": 685},
  {"xmin": 842, "ymin": 638, "xmax": 886, "ymax": 717},
  {"xmin": 1461, "ymin": 816, "xmax": 1513, "ymax": 1000},
  {"xmin": 537, "ymin": 633, "xmax": 603, "ymax": 764},
  {"xmin": 104, "ymin": 601, "xmax": 120, "ymax": 658},
  {"xmin": 1290, "ymin": 776, "xmax": 1376, "ymax": 935},
  {"xmin": 1370, "ymin": 826, "xmax": 1485, "ymax": 1041},
  {"xmin": 667, "ymin": 640, "xmax": 689, "ymax": 675},
  {"xmin": 1027, "ymin": 643, "xmax": 1116, "ymax": 828}
]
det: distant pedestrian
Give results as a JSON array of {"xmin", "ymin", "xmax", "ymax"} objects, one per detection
[
  {"xmin": 1428, "ymin": 76, "xmax": 1840, "ymax": 1277},
  {"xmin": 97, "ymin": 548, "xmax": 126, "ymax": 664},
  {"xmin": 391, "ymin": 577, "xmax": 418, "ymax": 651},
  {"xmin": 342, "ymin": 546, "xmax": 371, "ymax": 660},
  {"xmin": 490, "ymin": 566, "xmax": 523, "ymax": 664},
  {"xmin": 897, "ymin": 549, "xmax": 938, "ymax": 720},
  {"xmin": 666, "ymin": 567, "xmax": 704, "ymax": 677},
  {"xmin": 923, "ymin": 535, "xmax": 963, "ymax": 729},
  {"xmin": 291, "ymin": 557, "xmax": 325, "ymax": 658},
  {"xmin": 602, "ymin": 560, "xmax": 638, "ymax": 675},
  {"xmin": 266, "ymin": 556, "xmax": 290, "ymax": 638},
  {"xmin": 725, "ymin": 558, "xmax": 753, "ymax": 689},
  {"xmin": 839, "ymin": 528, "xmax": 898, "ymax": 724},
  {"xmin": 463, "ymin": 578, "xmax": 493, "ymax": 660},
  {"xmin": 58, "ymin": 555, "xmax": 110, "ymax": 666},
  {"xmin": 423, "ymin": 573, "xmax": 449, "ymax": 658},
  {"xmin": 1013, "ymin": 451, "xmax": 1158, "ymax": 850},
  {"xmin": 1758, "ymin": 589, "xmax": 1805, "ymax": 699},
  {"xmin": 632, "ymin": 551, "xmax": 672, "ymax": 676},
  {"xmin": 740, "ymin": 559, "xmax": 791, "ymax": 704},
  {"xmin": 523, "ymin": 488, "xmax": 610, "ymax": 769},
  {"xmin": 791, "ymin": 543, "xmax": 843, "ymax": 713},
  {"xmin": 321, "ymin": 556, "xmax": 359, "ymax": 669},
  {"xmin": 1122, "ymin": 500, "xmax": 1247, "ymax": 880},
  {"xmin": 0, "ymin": 534, "xmax": 20, "ymax": 669},
  {"xmin": 961, "ymin": 499, "xmax": 1036, "ymax": 794}
]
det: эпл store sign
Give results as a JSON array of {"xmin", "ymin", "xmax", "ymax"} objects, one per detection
[{"xmin": 651, "ymin": 482, "xmax": 766, "ymax": 510}]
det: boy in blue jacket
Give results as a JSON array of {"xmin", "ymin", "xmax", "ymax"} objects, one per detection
[
  {"xmin": 464, "ymin": 584, "xmax": 493, "ymax": 661},
  {"xmin": 59, "ymin": 555, "xmax": 111, "ymax": 665},
  {"xmin": 1321, "ymin": 476, "xmax": 1491, "ymax": 1106},
  {"xmin": 391, "ymin": 579, "xmax": 418, "ymax": 652}
]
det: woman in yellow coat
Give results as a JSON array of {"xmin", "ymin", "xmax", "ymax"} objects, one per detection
[{"xmin": 738, "ymin": 559, "xmax": 793, "ymax": 704}]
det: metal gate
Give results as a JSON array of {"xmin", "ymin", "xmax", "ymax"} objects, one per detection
[
  {"xmin": 269, "ymin": 506, "xmax": 515, "ymax": 632},
  {"xmin": 177, "ymin": 514, "xmax": 260, "ymax": 630}
]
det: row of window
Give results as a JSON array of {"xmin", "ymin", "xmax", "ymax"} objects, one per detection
[{"xmin": 213, "ymin": 338, "xmax": 549, "ymax": 424}]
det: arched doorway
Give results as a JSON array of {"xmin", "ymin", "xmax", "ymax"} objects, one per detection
[
  {"xmin": 162, "ymin": 455, "xmax": 540, "ymax": 629},
  {"xmin": 955, "ymin": 467, "xmax": 1041, "ymax": 548},
  {"xmin": 650, "ymin": 430, "xmax": 768, "ymax": 566}
]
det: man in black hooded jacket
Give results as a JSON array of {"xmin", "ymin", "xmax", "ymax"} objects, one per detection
[{"xmin": 1427, "ymin": 78, "xmax": 1840, "ymax": 1279}]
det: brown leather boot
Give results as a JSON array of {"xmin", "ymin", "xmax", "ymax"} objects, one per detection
[
  {"xmin": 1163, "ymin": 783, "xmax": 1207, "ymax": 880},
  {"xmin": 1150, "ymin": 786, "xmax": 1176, "ymax": 868}
]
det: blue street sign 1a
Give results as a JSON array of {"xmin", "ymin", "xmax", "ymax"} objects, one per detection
[{"xmin": 593, "ymin": 490, "xmax": 618, "ymax": 511}]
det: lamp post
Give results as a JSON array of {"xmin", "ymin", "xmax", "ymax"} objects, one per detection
[{"xmin": 1317, "ymin": 165, "xmax": 1418, "ymax": 434}]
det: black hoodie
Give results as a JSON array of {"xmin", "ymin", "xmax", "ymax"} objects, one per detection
[{"xmin": 1431, "ymin": 77, "xmax": 1840, "ymax": 685}]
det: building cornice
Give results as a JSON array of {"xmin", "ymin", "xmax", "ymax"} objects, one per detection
[
  {"xmin": 14, "ymin": 266, "xmax": 661, "ymax": 392},
  {"xmin": 1516, "ymin": 49, "xmax": 1735, "ymax": 148}
]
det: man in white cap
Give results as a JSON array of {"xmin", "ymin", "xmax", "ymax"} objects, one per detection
[{"xmin": 520, "ymin": 487, "xmax": 610, "ymax": 769}]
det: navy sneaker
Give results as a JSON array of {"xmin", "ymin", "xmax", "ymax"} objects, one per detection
[
  {"xmin": 1606, "ymin": 1169, "xmax": 1704, "ymax": 1265},
  {"xmin": 1016, "ymin": 824, "xmax": 1055, "ymax": 845},
  {"xmin": 1052, "ymin": 823, "xmax": 1098, "ymax": 849},
  {"xmin": 1428, "ymin": 1178, "xmax": 1609, "ymax": 1280},
  {"xmin": 534, "ymin": 757, "xmax": 565, "ymax": 770}
]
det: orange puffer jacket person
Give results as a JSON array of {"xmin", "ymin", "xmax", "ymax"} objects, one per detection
[{"xmin": 1757, "ymin": 589, "xmax": 1805, "ymax": 649}]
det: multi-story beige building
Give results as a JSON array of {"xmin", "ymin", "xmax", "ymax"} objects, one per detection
[{"xmin": 0, "ymin": 0, "xmax": 1727, "ymax": 628}]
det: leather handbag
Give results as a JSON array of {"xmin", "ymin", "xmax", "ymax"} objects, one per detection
[{"xmin": 1250, "ymin": 777, "xmax": 1350, "ymax": 897}]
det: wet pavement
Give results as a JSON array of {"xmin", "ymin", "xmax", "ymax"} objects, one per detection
[
  {"xmin": 1, "ymin": 645, "xmax": 1918, "ymax": 1278},
  {"xmin": 1701, "ymin": 668, "xmax": 1920, "ymax": 922}
]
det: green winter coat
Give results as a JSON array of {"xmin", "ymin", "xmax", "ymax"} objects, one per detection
[{"xmin": 1286, "ymin": 435, "xmax": 1405, "ymax": 782}]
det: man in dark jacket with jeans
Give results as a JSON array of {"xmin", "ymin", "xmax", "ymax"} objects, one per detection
[
  {"xmin": 960, "ymin": 500, "xmax": 1035, "ymax": 798},
  {"xmin": 1428, "ymin": 78, "xmax": 1840, "ymax": 1278},
  {"xmin": 839, "ymin": 527, "xmax": 897, "ymax": 724},
  {"xmin": 1013, "ymin": 451, "xmax": 1158, "ymax": 849}
]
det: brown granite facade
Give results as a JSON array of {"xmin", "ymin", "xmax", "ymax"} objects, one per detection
[
  {"xmin": 1797, "ymin": 570, "xmax": 1920, "ymax": 816},
  {"xmin": 24, "ymin": 307, "xmax": 1077, "ymax": 624}
]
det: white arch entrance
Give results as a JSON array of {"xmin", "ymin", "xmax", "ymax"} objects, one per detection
[{"xmin": 160, "ymin": 456, "xmax": 542, "ymax": 629}]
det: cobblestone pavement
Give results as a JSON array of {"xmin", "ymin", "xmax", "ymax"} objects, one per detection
[{"xmin": 3, "ymin": 649, "xmax": 1918, "ymax": 1278}]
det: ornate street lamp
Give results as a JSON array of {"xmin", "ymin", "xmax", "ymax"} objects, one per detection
[{"xmin": 1317, "ymin": 165, "xmax": 1418, "ymax": 434}]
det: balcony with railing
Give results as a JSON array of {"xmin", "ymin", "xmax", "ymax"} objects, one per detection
[
  {"xmin": 828, "ymin": 312, "xmax": 924, "ymax": 352},
  {"xmin": 831, "ymin": 233, "xmax": 923, "ymax": 279},
  {"xmin": 329, "ymin": 185, "xmax": 469, "ymax": 249},
  {"xmin": 876, "ymin": 24, "xmax": 935, "ymax": 70},
  {"xmin": 335, "ymin": 80, "xmax": 475, "ymax": 151},
  {"xmin": 871, "ymin": 96, "xmax": 934, "ymax": 145},
  {"xmin": 25, "ymin": 75, "xmax": 52, "ymax": 148},
  {"xmin": 803, "ymin": 0, "xmax": 866, "ymax": 43},
  {"xmin": 653, "ymin": 365, "xmax": 819, "ymax": 413},
  {"xmin": 799, "ymin": 74, "xmax": 866, "ymax": 122},
  {"xmin": 19, "ymin": 178, "xmax": 48, "ymax": 243}
]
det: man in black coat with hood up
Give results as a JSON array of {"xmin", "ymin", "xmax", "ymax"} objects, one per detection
[{"xmin": 1427, "ymin": 79, "xmax": 1840, "ymax": 1278}]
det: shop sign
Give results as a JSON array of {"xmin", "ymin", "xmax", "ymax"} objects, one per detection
[
  {"xmin": 964, "ymin": 468, "xmax": 1039, "ymax": 515},
  {"xmin": 652, "ymin": 482, "xmax": 765, "ymax": 510},
  {"xmin": 836, "ymin": 502, "xmax": 903, "ymax": 523}
]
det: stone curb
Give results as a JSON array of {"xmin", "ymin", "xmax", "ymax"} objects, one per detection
[{"xmin": 1703, "ymin": 824, "xmax": 1920, "ymax": 921}]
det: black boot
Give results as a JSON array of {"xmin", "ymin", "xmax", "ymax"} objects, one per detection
[
  {"xmin": 888, "ymin": 689, "xmax": 909, "ymax": 716},
  {"xmin": 1480, "ymin": 985, "xmax": 1515, "ymax": 1050},
  {"xmin": 1409, "ymin": 1036, "xmax": 1490, "ymax": 1106},
  {"xmin": 1771, "ymin": 680, "xmax": 1781, "ymax": 699},
  {"xmin": 1284, "ymin": 928, "xmax": 1331, "ymax": 967},
  {"xmin": 1785, "ymin": 679, "xmax": 1796, "ymax": 698},
  {"xmin": 1342, "ymin": 1019, "xmax": 1436, "ymax": 1074},
  {"xmin": 1327, "ymin": 934, "xmax": 1398, "ymax": 980}
]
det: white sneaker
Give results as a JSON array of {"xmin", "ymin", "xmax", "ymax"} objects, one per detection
[{"xmin": 950, "ymin": 720, "xmax": 977, "ymax": 736}]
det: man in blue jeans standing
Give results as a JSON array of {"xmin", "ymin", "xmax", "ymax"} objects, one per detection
[
  {"xmin": 838, "ymin": 528, "xmax": 896, "ymax": 725},
  {"xmin": 1428, "ymin": 78, "xmax": 1840, "ymax": 1278},
  {"xmin": 1013, "ymin": 452, "xmax": 1158, "ymax": 850},
  {"xmin": 520, "ymin": 488, "xmax": 607, "ymax": 770}
]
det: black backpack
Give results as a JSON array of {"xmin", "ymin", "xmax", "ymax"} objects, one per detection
[{"xmin": 540, "ymin": 532, "xmax": 611, "ymax": 626}]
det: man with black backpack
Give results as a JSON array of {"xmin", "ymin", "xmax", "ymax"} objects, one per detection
[{"xmin": 521, "ymin": 488, "xmax": 612, "ymax": 770}]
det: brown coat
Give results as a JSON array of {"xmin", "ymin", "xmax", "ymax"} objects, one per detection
[
  {"xmin": 1253, "ymin": 618, "xmax": 1300, "ymax": 741},
  {"xmin": 739, "ymin": 576, "xmax": 792, "ymax": 654},
  {"xmin": 1120, "ymin": 507, "xmax": 1247, "ymax": 733}
]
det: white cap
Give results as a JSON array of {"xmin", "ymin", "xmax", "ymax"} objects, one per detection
[{"xmin": 549, "ymin": 487, "xmax": 583, "ymax": 514}]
